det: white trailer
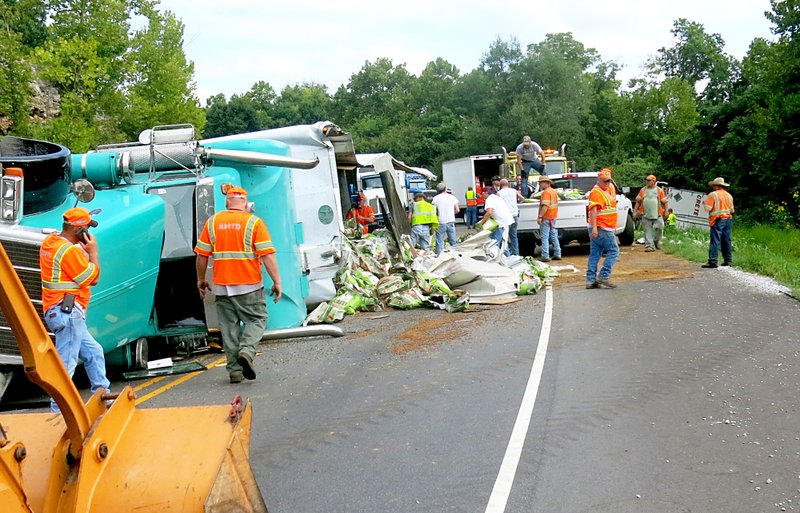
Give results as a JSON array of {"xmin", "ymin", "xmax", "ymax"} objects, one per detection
[
  {"xmin": 441, "ymin": 154, "xmax": 506, "ymax": 211},
  {"xmin": 666, "ymin": 187, "xmax": 710, "ymax": 230}
]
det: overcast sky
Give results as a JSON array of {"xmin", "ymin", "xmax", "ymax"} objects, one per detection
[{"xmin": 157, "ymin": 0, "xmax": 777, "ymax": 103}]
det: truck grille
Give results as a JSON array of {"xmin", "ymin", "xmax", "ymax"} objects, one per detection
[{"xmin": 0, "ymin": 239, "xmax": 46, "ymax": 359}]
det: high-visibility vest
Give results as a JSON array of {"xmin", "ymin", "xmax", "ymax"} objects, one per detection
[
  {"xmin": 704, "ymin": 190, "xmax": 733, "ymax": 226},
  {"xmin": 411, "ymin": 200, "xmax": 439, "ymax": 227},
  {"xmin": 539, "ymin": 188, "xmax": 559, "ymax": 220},
  {"xmin": 195, "ymin": 209, "xmax": 275, "ymax": 286},
  {"xmin": 39, "ymin": 233, "xmax": 98, "ymax": 312},
  {"xmin": 345, "ymin": 205, "xmax": 375, "ymax": 234},
  {"xmin": 465, "ymin": 190, "xmax": 478, "ymax": 207},
  {"xmin": 636, "ymin": 186, "xmax": 667, "ymax": 217},
  {"xmin": 588, "ymin": 186, "xmax": 618, "ymax": 230}
]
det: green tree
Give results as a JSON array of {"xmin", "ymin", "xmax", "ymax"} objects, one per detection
[
  {"xmin": 203, "ymin": 93, "xmax": 260, "ymax": 138},
  {"xmin": 649, "ymin": 18, "xmax": 739, "ymax": 103},
  {"xmin": 272, "ymin": 83, "xmax": 333, "ymax": 127},
  {"xmin": 119, "ymin": 3, "xmax": 204, "ymax": 139},
  {"xmin": 243, "ymin": 80, "xmax": 276, "ymax": 128},
  {"xmin": 333, "ymin": 57, "xmax": 413, "ymax": 127}
]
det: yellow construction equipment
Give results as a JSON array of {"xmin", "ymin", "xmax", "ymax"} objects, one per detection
[{"xmin": 0, "ymin": 242, "xmax": 268, "ymax": 512}]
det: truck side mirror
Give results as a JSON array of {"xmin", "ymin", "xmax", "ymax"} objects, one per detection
[{"xmin": 71, "ymin": 179, "xmax": 96, "ymax": 204}]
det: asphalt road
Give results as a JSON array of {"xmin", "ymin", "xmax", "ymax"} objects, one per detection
[{"xmin": 5, "ymin": 250, "xmax": 800, "ymax": 513}]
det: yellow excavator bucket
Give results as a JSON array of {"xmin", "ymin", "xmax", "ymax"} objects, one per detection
[{"xmin": 0, "ymin": 242, "xmax": 268, "ymax": 513}]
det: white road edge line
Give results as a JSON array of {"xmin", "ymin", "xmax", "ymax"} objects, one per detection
[{"xmin": 485, "ymin": 285, "xmax": 554, "ymax": 513}]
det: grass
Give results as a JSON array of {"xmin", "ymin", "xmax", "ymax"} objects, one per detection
[{"xmin": 659, "ymin": 224, "xmax": 800, "ymax": 298}]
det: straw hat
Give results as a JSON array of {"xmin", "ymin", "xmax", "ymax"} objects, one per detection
[{"xmin": 708, "ymin": 177, "xmax": 730, "ymax": 187}]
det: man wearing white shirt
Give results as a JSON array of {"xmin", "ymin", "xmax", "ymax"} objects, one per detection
[
  {"xmin": 479, "ymin": 188, "xmax": 514, "ymax": 254},
  {"xmin": 431, "ymin": 182, "xmax": 460, "ymax": 255},
  {"xmin": 497, "ymin": 178, "xmax": 525, "ymax": 256}
]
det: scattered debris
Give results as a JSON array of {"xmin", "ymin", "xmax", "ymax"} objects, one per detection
[
  {"xmin": 122, "ymin": 361, "xmax": 207, "ymax": 380},
  {"xmin": 304, "ymin": 227, "xmax": 560, "ymax": 324}
]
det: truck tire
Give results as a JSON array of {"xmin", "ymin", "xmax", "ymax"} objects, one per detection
[
  {"xmin": 132, "ymin": 337, "xmax": 149, "ymax": 370},
  {"xmin": 618, "ymin": 213, "xmax": 635, "ymax": 246}
]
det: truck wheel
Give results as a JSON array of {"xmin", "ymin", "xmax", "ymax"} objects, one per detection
[
  {"xmin": 132, "ymin": 337, "xmax": 149, "ymax": 370},
  {"xmin": 619, "ymin": 213, "xmax": 635, "ymax": 246}
]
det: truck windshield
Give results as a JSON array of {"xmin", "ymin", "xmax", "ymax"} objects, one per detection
[
  {"xmin": 361, "ymin": 176, "xmax": 383, "ymax": 190},
  {"xmin": 551, "ymin": 177, "xmax": 597, "ymax": 194},
  {"xmin": 543, "ymin": 160, "xmax": 567, "ymax": 175}
]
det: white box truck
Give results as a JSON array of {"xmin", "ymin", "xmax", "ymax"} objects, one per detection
[{"xmin": 441, "ymin": 154, "xmax": 507, "ymax": 212}]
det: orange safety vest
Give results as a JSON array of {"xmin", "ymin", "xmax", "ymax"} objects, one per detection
[
  {"xmin": 345, "ymin": 205, "xmax": 375, "ymax": 234},
  {"xmin": 465, "ymin": 190, "xmax": 478, "ymax": 207},
  {"xmin": 636, "ymin": 186, "xmax": 667, "ymax": 217},
  {"xmin": 39, "ymin": 233, "xmax": 99, "ymax": 312},
  {"xmin": 539, "ymin": 188, "xmax": 559, "ymax": 220},
  {"xmin": 588, "ymin": 186, "xmax": 618, "ymax": 230},
  {"xmin": 704, "ymin": 189, "xmax": 734, "ymax": 226},
  {"xmin": 195, "ymin": 210, "xmax": 275, "ymax": 286}
]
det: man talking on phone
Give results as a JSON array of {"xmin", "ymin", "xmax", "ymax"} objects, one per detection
[
  {"xmin": 195, "ymin": 185, "xmax": 282, "ymax": 384},
  {"xmin": 39, "ymin": 207, "xmax": 110, "ymax": 412}
]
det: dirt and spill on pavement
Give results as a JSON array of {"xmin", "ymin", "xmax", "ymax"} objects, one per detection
[
  {"xmin": 342, "ymin": 243, "xmax": 694, "ymax": 355},
  {"xmin": 553, "ymin": 243, "xmax": 696, "ymax": 288}
]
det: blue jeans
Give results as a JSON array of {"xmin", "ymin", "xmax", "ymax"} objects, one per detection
[
  {"xmin": 45, "ymin": 305, "xmax": 110, "ymax": 412},
  {"xmin": 506, "ymin": 217, "xmax": 519, "ymax": 256},
  {"xmin": 520, "ymin": 160, "xmax": 543, "ymax": 198},
  {"xmin": 435, "ymin": 222, "xmax": 457, "ymax": 255},
  {"xmin": 539, "ymin": 219, "xmax": 561, "ymax": 259},
  {"xmin": 586, "ymin": 229, "xmax": 619, "ymax": 284},
  {"xmin": 490, "ymin": 226, "xmax": 506, "ymax": 251},
  {"xmin": 465, "ymin": 206, "xmax": 478, "ymax": 228},
  {"xmin": 410, "ymin": 224, "xmax": 432, "ymax": 251},
  {"xmin": 708, "ymin": 217, "xmax": 732, "ymax": 264}
]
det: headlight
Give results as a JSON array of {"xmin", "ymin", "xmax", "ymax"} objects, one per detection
[{"xmin": 0, "ymin": 174, "xmax": 23, "ymax": 223}]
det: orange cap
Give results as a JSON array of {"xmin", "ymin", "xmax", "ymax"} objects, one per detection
[
  {"xmin": 646, "ymin": 174, "xmax": 657, "ymax": 181},
  {"xmin": 598, "ymin": 169, "xmax": 613, "ymax": 181},
  {"xmin": 226, "ymin": 186, "xmax": 248, "ymax": 199},
  {"xmin": 63, "ymin": 207, "xmax": 98, "ymax": 227}
]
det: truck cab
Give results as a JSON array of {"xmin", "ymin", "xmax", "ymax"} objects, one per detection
[{"xmin": 0, "ymin": 127, "xmax": 315, "ymax": 377}]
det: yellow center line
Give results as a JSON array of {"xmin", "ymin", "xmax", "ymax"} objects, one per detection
[
  {"xmin": 131, "ymin": 375, "xmax": 167, "ymax": 392},
  {"xmin": 134, "ymin": 356, "xmax": 227, "ymax": 406}
]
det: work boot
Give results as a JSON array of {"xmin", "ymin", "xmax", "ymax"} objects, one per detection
[
  {"xmin": 586, "ymin": 282, "xmax": 599, "ymax": 289},
  {"xmin": 721, "ymin": 261, "xmax": 731, "ymax": 266},
  {"xmin": 655, "ymin": 240, "xmax": 662, "ymax": 249},
  {"xmin": 539, "ymin": 256, "xmax": 551, "ymax": 262},
  {"xmin": 237, "ymin": 352, "xmax": 257, "ymax": 380},
  {"xmin": 701, "ymin": 262, "xmax": 718, "ymax": 268},
  {"xmin": 596, "ymin": 278, "xmax": 617, "ymax": 289},
  {"xmin": 229, "ymin": 373, "xmax": 243, "ymax": 384},
  {"xmin": 645, "ymin": 247, "xmax": 655, "ymax": 252},
  {"xmin": 552, "ymin": 256, "xmax": 562, "ymax": 261}
]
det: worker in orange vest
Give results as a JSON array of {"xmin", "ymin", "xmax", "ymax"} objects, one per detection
[
  {"xmin": 39, "ymin": 207, "xmax": 110, "ymax": 412},
  {"xmin": 634, "ymin": 174, "xmax": 669, "ymax": 252},
  {"xmin": 195, "ymin": 186, "xmax": 282, "ymax": 384},
  {"xmin": 702, "ymin": 177, "xmax": 735, "ymax": 268},
  {"xmin": 586, "ymin": 169, "xmax": 619, "ymax": 289},
  {"xmin": 345, "ymin": 194, "xmax": 376, "ymax": 235},
  {"xmin": 537, "ymin": 175, "xmax": 562, "ymax": 261}
]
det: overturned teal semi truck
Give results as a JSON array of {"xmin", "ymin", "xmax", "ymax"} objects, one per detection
[{"xmin": 0, "ymin": 126, "xmax": 339, "ymax": 390}]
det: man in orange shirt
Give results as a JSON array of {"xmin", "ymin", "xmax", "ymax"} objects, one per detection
[
  {"xmin": 702, "ymin": 177, "xmax": 735, "ymax": 268},
  {"xmin": 345, "ymin": 194, "xmax": 376, "ymax": 235},
  {"xmin": 536, "ymin": 175, "xmax": 562, "ymax": 262},
  {"xmin": 195, "ymin": 186, "xmax": 282, "ymax": 383},
  {"xmin": 39, "ymin": 207, "xmax": 110, "ymax": 412},
  {"xmin": 586, "ymin": 169, "xmax": 619, "ymax": 289}
]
